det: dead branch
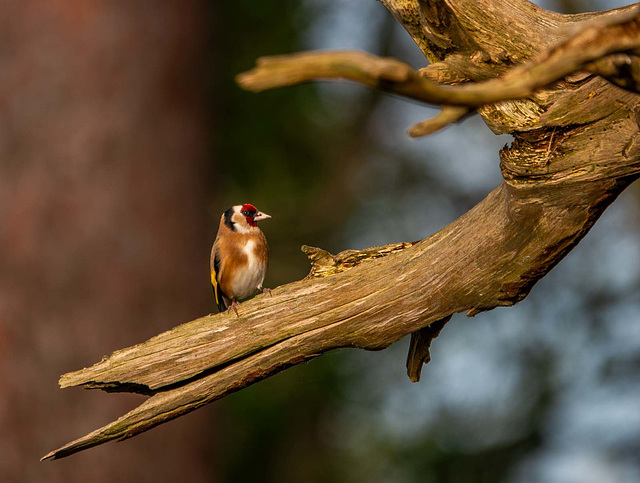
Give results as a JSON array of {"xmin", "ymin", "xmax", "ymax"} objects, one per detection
[
  {"xmin": 43, "ymin": 0, "xmax": 640, "ymax": 461},
  {"xmin": 42, "ymin": 179, "xmax": 638, "ymax": 460},
  {"xmin": 406, "ymin": 315, "xmax": 452, "ymax": 382},
  {"xmin": 238, "ymin": 7, "xmax": 640, "ymax": 135},
  {"xmin": 408, "ymin": 106, "xmax": 471, "ymax": 137}
]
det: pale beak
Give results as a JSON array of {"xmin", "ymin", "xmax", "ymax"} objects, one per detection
[{"xmin": 253, "ymin": 211, "xmax": 272, "ymax": 222}]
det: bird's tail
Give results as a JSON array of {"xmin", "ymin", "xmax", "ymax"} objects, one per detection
[{"xmin": 212, "ymin": 283, "xmax": 227, "ymax": 312}]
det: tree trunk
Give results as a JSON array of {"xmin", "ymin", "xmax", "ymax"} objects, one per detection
[{"xmin": 0, "ymin": 1, "xmax": 214, "ymax": 478}]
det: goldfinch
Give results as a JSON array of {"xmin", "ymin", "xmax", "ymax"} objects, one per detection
[{"xmin": 210, "ymin": 203, "xmax": 271, "ymax": 315}]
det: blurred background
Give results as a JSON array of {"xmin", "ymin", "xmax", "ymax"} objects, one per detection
[{"xmin": 1, "ymin": 0, "xmax": 638, "ymax": 481}]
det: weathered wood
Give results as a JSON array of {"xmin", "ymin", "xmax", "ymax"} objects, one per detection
[
  {"xmin": 408, "ymin": 106, "xmax": 471, "ymax": 137},
  {"xmin": 238, "ymin": 9, "xmax": 640, "ymax": 135},
  {"xmin": 43, "ymin": 178, "xmax": 635, "ymax": 460},
  {"xmin": 406, "ymin": 315, "xmax": 451, "ymax": 382},
  {"xmin": 44, "ymin": 0, "xmax": 640, "ymax": 460},
  {"xmin": 57, "ymin": 242, "xmax": 418, "ymax": 393}
]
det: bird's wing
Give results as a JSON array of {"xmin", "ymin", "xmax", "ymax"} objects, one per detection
[{"xmin": 211, "ymin": 243, "xmax": 227, "ymax": 312}]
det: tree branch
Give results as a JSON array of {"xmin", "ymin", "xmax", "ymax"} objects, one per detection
[
  {"xmin": 42, "ymin": 175, "xmax": 637, "ymax": 460},
  {"xmin": 43, "ymin": 1, "xmax": 640, "ymax": 461},
  {"xmin": 238, "ymin": 8, "xmax": 640, "ymax": 135},
  {"xmin": 406, "ymin": 315, "xmax": 451, "ymax": 382},
  {"xmin": 408, "ymin": 106, "xmax": 471, "ymax": 137}
]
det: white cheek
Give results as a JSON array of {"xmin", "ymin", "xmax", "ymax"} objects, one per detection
[{"xmin": 234, "ymin": 223, "xmax": 250, "ymax": 234}]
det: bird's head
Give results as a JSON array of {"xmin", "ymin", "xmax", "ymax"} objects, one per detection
[{"xmin": 225, "ymin": 203, "xmax": 271, "ymax": 232}]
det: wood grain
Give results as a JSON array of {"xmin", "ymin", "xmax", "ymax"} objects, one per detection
[{"xmin": 44, "ymin": 0, "xmax": 640, "ymax": 461}]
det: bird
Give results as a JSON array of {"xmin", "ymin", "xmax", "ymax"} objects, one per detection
[{"xmin": 210, "ymin": 203, "xmax": 271, "ymax": 316}]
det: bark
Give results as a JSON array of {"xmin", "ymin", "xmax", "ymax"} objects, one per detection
[{"xmin": 43, "ymin": 0, "xmax": 640, "ymax": 460}]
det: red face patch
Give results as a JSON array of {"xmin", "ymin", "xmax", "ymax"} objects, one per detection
[{"xmin": 241, "ymin": 203, "xmax": 258, "ymax": 226}]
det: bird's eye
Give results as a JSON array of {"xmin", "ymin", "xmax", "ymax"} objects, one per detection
[{"xmin": 242, "ymin": 210, "xmax": 251, "ymax": 217}]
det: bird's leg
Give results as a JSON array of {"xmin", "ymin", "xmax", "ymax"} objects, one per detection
[
  {"xmin": 227, "ymin": 300, "xmax": 239, "ymax": 317},
  {"xmin": 258, "ymin": 285, "xmax": 272, "ymax": 296}
]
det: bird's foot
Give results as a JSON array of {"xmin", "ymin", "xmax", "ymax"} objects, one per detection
[
  {"xmin": 260, "ymin": 286, "xmax": 272, "ymax": 296},
  {"xmin": 226, "ymin": 301, "xmax": 239, "ymax": 317}
]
